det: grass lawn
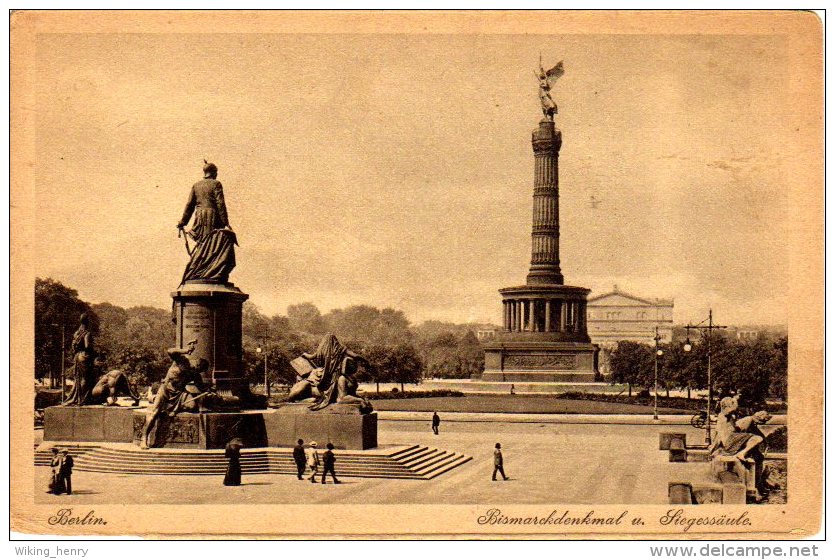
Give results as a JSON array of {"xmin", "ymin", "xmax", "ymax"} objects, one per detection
[{"xmin": 371, "ymin": 394, "xmax": 692, "ymax": 415}]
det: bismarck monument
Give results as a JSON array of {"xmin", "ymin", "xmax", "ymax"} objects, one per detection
[
  {"xmin": 45, "ymin": 161, "xmax": 377, "ymax": 450},
  {"xmin": 481, "ymin": 61, "xmax": 599, "ymax": 382}
]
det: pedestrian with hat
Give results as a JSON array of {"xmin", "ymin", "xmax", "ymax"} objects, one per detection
[{"xmin": 306, "ymin": 441, "xmax": 321, "ymax": 483}]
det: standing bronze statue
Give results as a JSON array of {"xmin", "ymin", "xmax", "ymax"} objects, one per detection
[
  {"xmin": 62, "ymin": 313, "xmax": 96, "ymax": 406},
  {"xmin": 177, "ymin": 161, "xmax": 238, "ymax": 285},
  {"xmin": 288, "ymin": 333, "xmax": 373, "ymax": 413}
]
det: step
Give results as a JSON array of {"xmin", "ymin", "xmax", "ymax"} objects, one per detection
[{"xmin": 423, "ymin": 455, "xmax": 473, "ymax": 479}]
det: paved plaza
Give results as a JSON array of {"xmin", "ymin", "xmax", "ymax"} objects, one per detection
[{"xmin": 36, "ymin": 419, "xmax": 708, "ymax": 505}]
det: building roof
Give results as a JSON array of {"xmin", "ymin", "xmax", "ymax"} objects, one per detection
[{"xmin": 587, "ymin": 285, "xmax": 674, "ymax": 307}]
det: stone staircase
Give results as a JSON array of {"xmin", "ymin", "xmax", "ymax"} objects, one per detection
[
  {"xmin": 34, "ymin": 443, "xmax": 101, "ymax": 467},
  {"xmin": 34, "ymin": 443, "xmax": 471, "ymax": 480}
]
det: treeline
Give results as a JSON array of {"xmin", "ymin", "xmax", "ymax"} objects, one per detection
[
  {"xmin": 34, "ymin": 278, "xmax": 487, "ymax": 391},
  {"xmin": 609, "ymin": 335, "xmax": 788, "ymax": 406}
]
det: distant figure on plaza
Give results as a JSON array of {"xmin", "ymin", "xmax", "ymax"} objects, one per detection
[
  {"xmin": 177, "ymin": 161, "xmax": 237, "ymax": 285},
  {"xmin": 293, "ymin": 439, "xmax": 307, "ymax": 480},
  {"xmin": 140, "ymin": 341, "xmax": 216, "ymax": 448},
  {"xmin": 48, "ymin": 448, "xmax": 63, "ymax": 494},
  {"xmin": 306, "ymin": 441, "xmax": 320, "ymax": 483},
  {"xmin": 288, "ymin": 333, "xmax": 373, "ymax": 413},
  {"xmin": 432, "ymin": 412, "xmax": 440, "ymax": 435},
  {"xmin": 492, "ymin": 443, "xmax": 509, "ymax": 481},
  {"xmin": 58, "ymin": 449, "xmax": 74, "ymax": 495},
  {"xmin": 510, "ymin": 384, "xmax": 516, "ymax": 395},
  {"xmin": 63, "ymin": 313, "xmax": 96, "ymax": 406},
  {"xmin": 321, "ymin": 443, "xmax": 341, "ymax": 484},
  {"xmin": 223, "ymin": 439, "xmax": 242, "ymax": 487}
]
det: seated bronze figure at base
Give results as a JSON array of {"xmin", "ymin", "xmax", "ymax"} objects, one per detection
[
  {"xmin": 140, "ymin": 340, "xmax": 219, "ymax": 448},
  {"xmin": 287, "ymin": 333, "xmax": 373, "ymax": 414}
]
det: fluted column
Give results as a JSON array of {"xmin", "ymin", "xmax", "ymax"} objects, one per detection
[
  {"xmin": 545, "ymin": 299, "xmax": 552, "ymax": 332},
  {"xmin": 513, "ymin": 299, "xmax": 522, "ymax": 332},
  {"xmin": 527, "ymin": 119, "xmax": 564, "ymax": 285},
  {"xmin": 560, "ymin": 300, "xmax": 567, "ymax": 332}
]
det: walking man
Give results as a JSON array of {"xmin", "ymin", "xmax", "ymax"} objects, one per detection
[
  {"xmin": 293, "ymin": 439, "xmax": 307, "ymax": 480},
  {"xmin": 306, "ymin": 441, "xmax": 320, "ymax": 483},
  {"xmin": 492, "ymin": 443, "xmax": 509, "ymax": 481},
  {"xmin": 59, "ymin": 449, "xmax": 74, "ymax": 495},
  {"xmin": 432, "ymin": 411, "xmax": 441, "ymax": 435},
  {"xmin": 321, "ymin": 443, "xmax": 341, "ymax": 484}
]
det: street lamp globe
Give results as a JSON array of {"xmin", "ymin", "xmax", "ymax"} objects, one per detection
[
  {"xmin": 656, "ymin": 349, "xmax": 664, "ymax": 356},
  {"xmin": 683, "ymin": 339, "xmax": 692, "ymax": 352},
  {"xmin": 256, "ymin": 347, "xmax": 262, "ymax": 354}
]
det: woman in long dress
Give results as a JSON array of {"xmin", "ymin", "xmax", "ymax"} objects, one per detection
[
  {"xmin": 223, "ymin": 441, "xmax": 242, "ymax": 486},
  {"xmin": 48, "ymin": 448, "xmax": 65, "ymax": 494}
]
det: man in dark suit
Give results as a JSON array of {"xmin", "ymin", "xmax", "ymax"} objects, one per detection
[
  {"xmin": 292, "ymin": 439, "xmax": 307, "ymax": 480},
  {"xmin": 432, "ymin": 412, "xmax": 440, "ymax": 435},
  {"xmin": 59, "ymin": 450, "xmax": 74, "ymax": 495},
  {"xmin": 321, "ymin": 443, "xmax": 340, "ymax": 484},
  {"xmin": 492, "ymin": 443, "xmax": 508, "ymax": 481}
]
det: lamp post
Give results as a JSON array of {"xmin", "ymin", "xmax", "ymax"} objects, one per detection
[
  {"xmin": 51, "ymin": 323, "xmax": 66, "ymax": 392},
  {"xmin": 255, "ymin": 343, "xmax": 269, "ymax": 399},
  {"xmin": 683, "ymin": 309, "xmax": 727, "ymax": 444},
  {"xmin": 653, "ymin": 326, "xmax": 663, "ymax": 420}
]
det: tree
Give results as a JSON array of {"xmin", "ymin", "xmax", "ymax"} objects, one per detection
[
  {"xmin": 286, "ymin": 302, "xmax": 326, "ymax": 335},
  {"xmin": 35, "ymin": 278, "xmax": 96, "ymax": 387},
  {"xmin": 769, "ymin": 336, "xmax": 788, "ymax": 400},
  {"xmin": 609, "ymin": 341, "xmax": 654, "ymax": 396},
  {"xmin": 420, "ymin": 330, "xmax": 484, "ymax": 379},
  {"xmin": 362, "ymin": 342, "xmax": 423, "ymax": 392},
  {"xmin": 324, "ymin": 305, "xmax": 411, "ymax": 346}
]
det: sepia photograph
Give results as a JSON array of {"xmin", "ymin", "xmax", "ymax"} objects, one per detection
[{"xmin": 9, "ymin": 10, "xmax": 823, "ymax": 539}]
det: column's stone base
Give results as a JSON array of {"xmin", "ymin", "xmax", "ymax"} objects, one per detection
[{"xmin": 481, "ymin": 341, "xmax": 599, "ymax": 382}]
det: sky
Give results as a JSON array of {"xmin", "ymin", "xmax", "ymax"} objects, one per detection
[{"xmin": 32, "ymin": 32, "xmax": 790, "ymax": 326}]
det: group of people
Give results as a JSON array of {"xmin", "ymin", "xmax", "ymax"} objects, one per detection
[
  {"xmin": 47, "ymin": 448, "xmax": 73, "ymax": 495},
  {"xmin": 292, "ymin": 439, "xmax": 340, "ymax": 484}
]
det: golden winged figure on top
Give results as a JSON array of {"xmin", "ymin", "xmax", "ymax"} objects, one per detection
[{"xmin": 536, "ymin": 58, "xmax": 564, "ymax": 120}]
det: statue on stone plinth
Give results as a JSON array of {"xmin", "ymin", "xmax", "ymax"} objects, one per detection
[
  {"xmin": 177, "ymin": 161, "xmax": 237, "ymax": 285},
  {"xmin": 536, "ymin": 58, "xmax": 564, "ymax": 120},
  {"xmin": 62, "ymin": 313, "xmax": 97, "ymax": 406},
  {"xmin": 287, "ymin": 333, "xmax": 373, "ymax": 413},
  {"xmin": 140, "ymin": 340, "xmax": 218, "ymax": 448},
  {"xmin": 88, "ymin": 361, "xmax": 141, "ymax": 406}
]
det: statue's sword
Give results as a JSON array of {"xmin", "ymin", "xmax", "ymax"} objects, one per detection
[{"xmin": 177, "ymin": 226, "xmax": 194, "ymax": 256}]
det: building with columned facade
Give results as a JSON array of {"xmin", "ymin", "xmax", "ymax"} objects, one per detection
[{"xmin": 586, "ymin": 286, "xmax": 674, "ymax": 377}]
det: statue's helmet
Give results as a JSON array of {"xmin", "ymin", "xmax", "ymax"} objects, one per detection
[{"xmin": 203, "ymin": 161, "xmax": 218, "ymax": 177}]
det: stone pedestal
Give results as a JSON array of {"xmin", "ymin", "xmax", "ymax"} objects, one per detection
[
  {"xmin": 130, "ymin": 410, "xmax": 268, "ymax": 449},
  {"xmin": 264, "ymin": 404, "xmax": 378, "ymax": 450},
  {"xmin": 171, "ymin": 282, "xmax": 254, "ymax": 404},
  {"xmin": 44, "ymin": 406, "xmax": 138, "ymax": 443},
  {"xmin": 43, "ymin": 406, "xmax": 377, "ymax": 450}
]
